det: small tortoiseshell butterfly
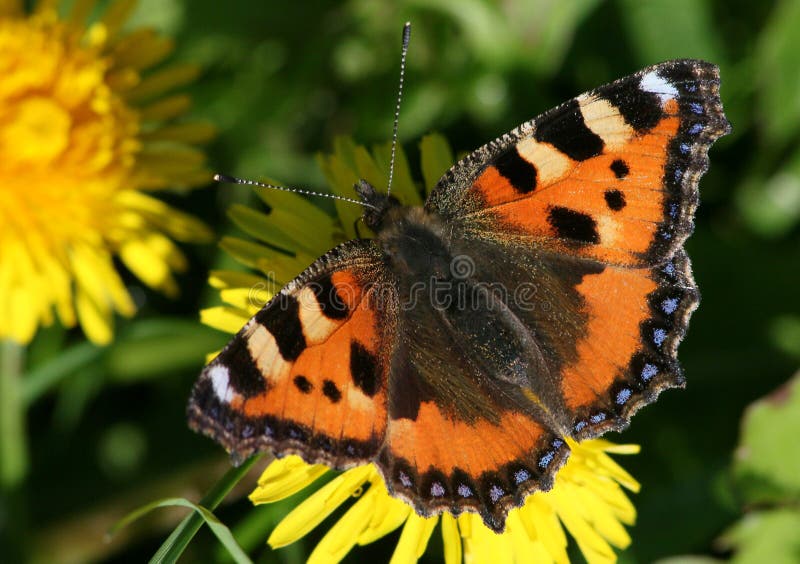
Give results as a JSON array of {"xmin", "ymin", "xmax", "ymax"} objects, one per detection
[{"xmin": 189, "ymin": 51, "xmax": 730, "ymax": 532}]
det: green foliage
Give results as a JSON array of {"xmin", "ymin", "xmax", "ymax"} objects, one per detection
[
  {"xmin": 114, "ymin": 497, "xmax": 252, "ymax": 564},
  {"xmin": 700, "ymin": 375, "xmax": 800, "ymax": 563},
  {"xmin": 733, "ymin": 374, "xmax": 800, "ymax": 504},
  {"xmin": 144, "ymin": 456, "xmax": 263, "ymax": 564},
  {"xmin": 719, "ymin": 510, "xmax": 800, "ymax": 564}
]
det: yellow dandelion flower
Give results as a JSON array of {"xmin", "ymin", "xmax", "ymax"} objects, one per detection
[
  {"xmin": 202, "ymin": 135, "xmax": 641, "ymax": 562},
  {"xmin": 251, "ymin": 440, "xmax": 639, "ymax": 564},
  {"xmin": 0, "ymin": 0, "xmax": 213, "ymax": 345}
]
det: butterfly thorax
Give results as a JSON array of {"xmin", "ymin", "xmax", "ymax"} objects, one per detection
[{"xmin": 355, "ymin": 179, "xmax": 453, "ymax": 279}]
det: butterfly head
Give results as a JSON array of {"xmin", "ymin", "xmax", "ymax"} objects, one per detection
[{"xmin": 355, "ymin": 179, "xmax": 401, "ymax": 232}]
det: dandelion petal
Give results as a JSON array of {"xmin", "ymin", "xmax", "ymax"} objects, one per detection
[
  {"xmin": 308, "ymin": 485, "xmax": 378, "ymax": 564},
  {"xmin": 464, "ymin": 518, "xmax": 514, "ymax": 564},
  {"xmin": 268, "ymin": 465, "xmax": 372, "ymax": 548},
  {"xmin": 356, "ymin": 480, "xmax": 410, "ymax": 545},
  {"xmin": 389, "ymin": 513, "xmax": 438, "ymax": 564},
  {"xmin": 552, "ymin": 484, "xmax": 617, "ymax": 563},
  {"xmin": 520, "ymin": 496, "xmax": 569, "ymax": 563},
  {"xmin": 441, "ymin": 514, "xmax": 462, "ymax": 564},
  {"xmin": 200, "ymin": 306, "xmax": 251, "ymax": 334},
  {"xmin": 250, "ymin": 455, "xmax": 328, "ymax": 504}
]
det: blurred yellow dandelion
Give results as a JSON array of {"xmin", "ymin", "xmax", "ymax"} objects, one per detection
[
  {"xmin": 0, "ymin": 0, "xmax": 213, "ymax": 345},
  {"xmin": 203, "ymin": 136, "xmax": 641, "ymax": 562}
]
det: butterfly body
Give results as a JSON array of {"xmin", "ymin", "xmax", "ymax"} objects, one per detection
[{"xmin": 189, "ymin": 59, "xmax": 730, "ymax": 531}]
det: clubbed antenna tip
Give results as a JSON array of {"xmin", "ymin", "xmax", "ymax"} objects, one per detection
[
  {"xmin": 213, "ymin": 173, "xmax": 240, "ymax": 184},
  {"xmin": 387, "ymin": 21, "xmax": 411, "ymax": 197}
]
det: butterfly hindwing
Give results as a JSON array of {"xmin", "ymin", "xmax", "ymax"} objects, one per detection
[
  {"xmin": 373, "ymin": 267, "xmax": 571, "ymax": 532},
  {"xmin": 379, "ymin": 400, "xmax": 568, "ymax": 532},
  {"xmin": 550, "ymin": 250, "xmax": 699, "ymax": 438},
  {"xmin": 188, "ymin": 240, "xmax": 396, "ymax": 468}
]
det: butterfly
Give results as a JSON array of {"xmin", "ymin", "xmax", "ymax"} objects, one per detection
[{"xmin": 188, "ymin": 58, "xmax": 730, "ymax": 532}]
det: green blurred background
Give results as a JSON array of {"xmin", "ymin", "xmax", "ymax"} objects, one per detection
[{"xmin": 3, "ymin": 0, "xmax": 800, "ymax": 562}]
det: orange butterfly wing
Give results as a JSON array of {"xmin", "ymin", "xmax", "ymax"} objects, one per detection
[
  {"xmin": 425, "ymin": 60, "xmax": 729, "ymax": 441},
  {"xmin": 379, "ymin": 400, "xmax": 569, "ymax": 532},
  {"xmin": 188, "ymin": 240, "xmax": 396, "ymax": 468}
]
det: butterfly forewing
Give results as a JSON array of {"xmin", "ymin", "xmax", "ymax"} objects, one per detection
[{"xmin": 189, "ymin": 240, "xmax": 396, "ymax": 468}]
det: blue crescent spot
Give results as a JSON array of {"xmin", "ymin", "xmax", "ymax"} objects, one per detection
[
  {"xmin": 457, "ymin": 483, "xmax": 473, "ymax": 497},
  {"xmin": 616, "ymin": 388, "xmax": 633, "ymax": 405},
  {"xmin": 514, "ymin": 469, "xmax": 531, "ymax": 484},
  {"xmin": 590, "ymin": 412, "xmax": 607, "ymax": 424},
  {"xmin": 489, "ymin": 484, "xmax": 505, "ymax": 503},
  {"xmin": 430, "ymin": 482, "xmax": 446, "ymax": 497},
  {"xmin": 689, "ymin": 123, "xmax": 704, "ymax": 135},
  {"xmin": 398, "ymin": 471, "xmax": 413, "ymax": 488},
  {"xmin": 641, "ymin": 363, "xmax": 658, "ymax": 381},
  {"xmin": 661, "ymin": 297, "xmax": 679, "ymax": 314}
]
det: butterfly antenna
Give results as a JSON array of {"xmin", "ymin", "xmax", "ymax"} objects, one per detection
[
  {"xmin": 214, "ymin": 174, "xmax": 378, "ymax": 210},
  {"xmin": 386, "ymin": 22, "xmax": 411, "ymax": 198}
]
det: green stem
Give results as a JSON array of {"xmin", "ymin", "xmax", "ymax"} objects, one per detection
[
  {"xmin": 22, "ymin": 341, "xmax": 102, "ymax": 406},
  {"xmin": 0, "ymin": 340, "xmax": 27, "ymax": 489},
  {"xmin": 150, "ymin": 454, "xmax": 263, "ymax": 564}
]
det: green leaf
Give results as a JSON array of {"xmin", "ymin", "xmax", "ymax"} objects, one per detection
[
  {"xmin": 22, "ymin": 341, "xmax": 103, "ymax": 406},
  {"xmin": 317, "ymin": 150, "xmax": 362, "ymax": 240},
  {"xmin": 112, "ymin": 497, "xmax": 251, "ymax": 564},
  {"xmin": 255, "ymin": 185, "xmax": 335, "ymax": 232},
  {"xmin": 219, "ymin": 236, "xmax": 311, "ymax": 281},
  {"xmin": 0, "ymin": 341, "xmax": 27, "ymax": 488},
  {"xmin": 104, "ymin": 320, "xmax": 226, "ymax": 382},
  {"xmin": 619, "ymin": 0, "xmax": 727, "ymax": 65},
  {"xmin": 419, "ymin": 134, "xmax": 454, "ymax": 193},
  {"xmin": 733, "ymin": 372, "xmax": 800, "ymax": 504},
  {"xmin": 736, "ymin": 143, "xmax": 800, "ymax": 238},
  {"xmin": 756, "ymin": 0, "xmax": 800, "ymax": 146},
  {"xmin": 769, "ymin": 316, "xmax": 800, "ymax": 360},
  {"xmin": 372, "ymin": 142, "xmax": 423, "ymax": 206},
  {"xmin": 718, "ymin": 509, "xmax": 800, "ymax": 564},
  {"xmin": 53, "ymin": 365, "xmax": 104, "ymax": 430},
  {"xmin": 214, "ymin": 506, "xmax": 276, "ymax": 563},
  {"xmin": 148, "ymin": 456, "xmax": 262, "ymax": 564},
  {"xmin": 353, "ymin": 145, "xmax": 386, "ymax": 190},
  {"xmin": 655, "ymin": 557, "xmax": 722, "ymax": 564},
  {"xmin": 408, "ymin": 0, "xmax": 515, "ymax": 66},
  {"xmin": 508, "ymin": 0, "xmax": 602, "ymax": 73},
  {"xmin": 227, "ymin": 204, "xmax": 329, "ymax": 257},
  {"xmin": 24, "ymin": 319, "xmax": 228, "ymax": 407}
]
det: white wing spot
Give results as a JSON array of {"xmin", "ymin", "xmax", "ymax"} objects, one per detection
[
  {"xmin": 640, "ymin": 71, "xmax": 679, "ymax": 105},
  {"xmin": 209, "ymin": 365, "xmax": 233, "ymax": 403}
]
